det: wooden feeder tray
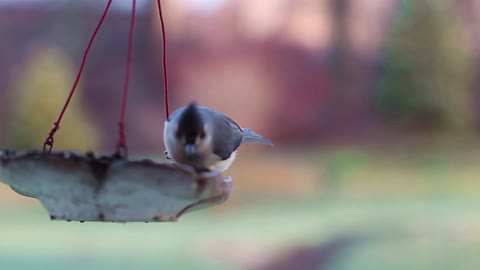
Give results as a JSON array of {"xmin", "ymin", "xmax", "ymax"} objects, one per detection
[{"xmin": 0, "ymin": 150, "xmax": 232, "ymax": 222}]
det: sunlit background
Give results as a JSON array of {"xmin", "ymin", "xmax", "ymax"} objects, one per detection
[{"xmin": 1, "ymin": 0, "xmax": 480, "ymax": 269}]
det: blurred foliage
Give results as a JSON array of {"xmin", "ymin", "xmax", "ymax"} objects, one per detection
[
  {"xmin": 323, "ymin": 149, "xmax": 369, "ymax": 188},
  {"xmin": 375, "ymin": 0, "xmax": 474, "ymax": 131},
  {"xmin": 5, "ymin": 45, "xmax": 99, "ymax": 151},
  {"xmin": 2, "ymin": 146, "xmax": 480, "ymax": 269}
]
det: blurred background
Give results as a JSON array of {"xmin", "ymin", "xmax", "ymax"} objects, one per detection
[{"xmin": 1, "ymin": 0, "xmax": 480, "ymax": 269}]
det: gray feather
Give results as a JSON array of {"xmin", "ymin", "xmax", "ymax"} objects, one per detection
[
  {"xmin": 197, "ymin": 106, "xmax": 243, "ymax": 160},
  {"xmin": 241, "ymin": 128, "xmax": 272, "ymax": 145}
]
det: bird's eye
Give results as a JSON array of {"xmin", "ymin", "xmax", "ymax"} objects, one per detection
[{"xmin": 199, "ymin": 131, "xmax": 206, "ymax": 139}]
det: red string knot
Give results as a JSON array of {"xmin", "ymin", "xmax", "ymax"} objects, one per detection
[{"xmin": 43, "ymin": 122, "xmax": 60, "ymax": 152}]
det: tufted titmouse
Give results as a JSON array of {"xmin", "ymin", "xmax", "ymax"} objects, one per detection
[{"xmin": 163, "ymin": 102, "xmax": 272, "ymax": 172}]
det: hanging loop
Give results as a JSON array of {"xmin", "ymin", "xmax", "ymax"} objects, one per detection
[{"xmin": 43, "ymin": 122, "xmax": 59, "ymax": 153}]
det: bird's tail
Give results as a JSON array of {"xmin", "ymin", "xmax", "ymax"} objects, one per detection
[{"xmin": 241, "ymin": 128, "xmax": 272, "ymax": 145}]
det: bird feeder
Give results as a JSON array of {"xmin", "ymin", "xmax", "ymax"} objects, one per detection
[
  {"xmin": 0, "ymin": 150, "xmax": 232, "ymax": 222},
  {"xmin": 0, "ymin": 0, "xmax": 233, "ymax": 222}
]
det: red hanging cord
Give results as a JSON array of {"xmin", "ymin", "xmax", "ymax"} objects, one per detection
[
  {"xmin": 116, "ymin": 0, "xmax": 137, "ymax": 156},
  {"xmin": 156, "ymin": 0, "xmax": 170, "ymax": 119},
  {"xmin": 43, "ymin": 0, "xmax": 113, "ymax": 153}
]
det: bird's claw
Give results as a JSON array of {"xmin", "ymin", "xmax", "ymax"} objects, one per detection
[{"xmin": 164, "ymin": 150, "xmax": 171, "ymax": 160}]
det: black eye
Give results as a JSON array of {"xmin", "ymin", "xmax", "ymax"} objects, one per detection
[{"xmin": 199, "ymin": 131, "xmax": 206, "ymax": 139}]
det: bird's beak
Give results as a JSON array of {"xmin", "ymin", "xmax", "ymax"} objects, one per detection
[{"xmin": 185, "ymin": 144, "xmax": 197, "ymax": 158}]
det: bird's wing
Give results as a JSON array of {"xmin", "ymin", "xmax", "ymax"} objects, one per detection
[{"xmin": 200, "ymin": 107, "xmax": 244, "ymax": 160}]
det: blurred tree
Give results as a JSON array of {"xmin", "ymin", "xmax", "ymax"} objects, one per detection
[
  {"xmin": 5, "ymin": 45, "xmax": 100, "ymax": 151},
  {"xmin": 329, "ymin": 0, "xmax": 355, "ymax": 117},
  {"xmin": 329, "ymin": 0, "xmax": 350, "ymax": 81},
  {"xmin": 375, "ymin": 0, "xmax": 474, "ymax": 131}
]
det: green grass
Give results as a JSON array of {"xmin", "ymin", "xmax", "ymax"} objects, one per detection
[
  {"xmin": 1, "ymin": 196, "xmax": 480, "ymax": 270},
  {"xmin": 2, "ymin": 146, "xmax": 480, "ymax": 270}
]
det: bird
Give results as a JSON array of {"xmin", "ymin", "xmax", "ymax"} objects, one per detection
[{"xmin": 163, "ymin": 102, "xmax": 272, "ymax": 172}]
